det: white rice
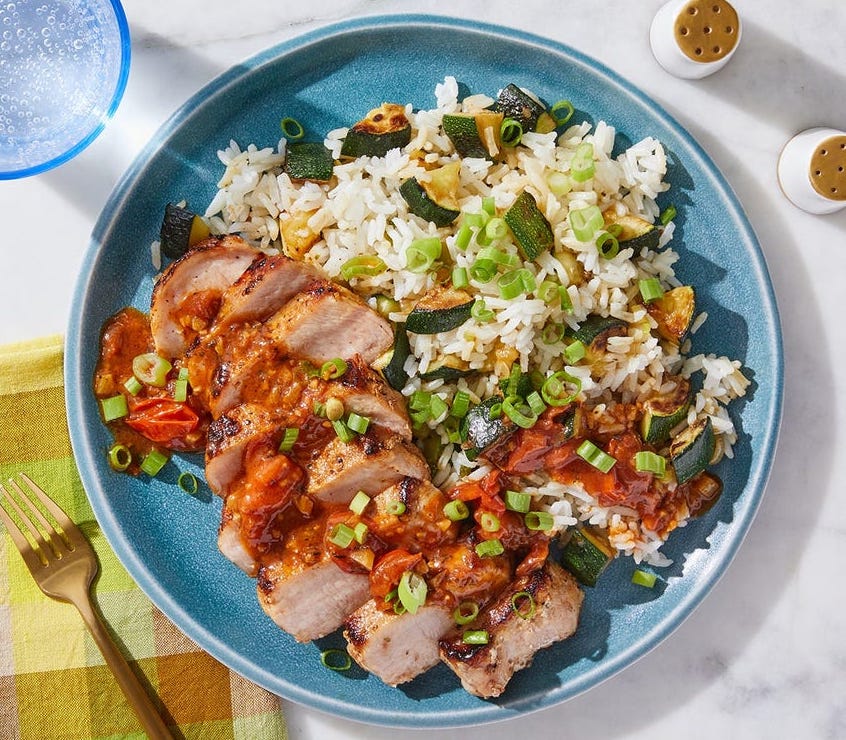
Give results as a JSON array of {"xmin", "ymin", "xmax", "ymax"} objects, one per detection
[{"xmin": 200, "ymin": 77, "xmax": 748, "ymax": 566}]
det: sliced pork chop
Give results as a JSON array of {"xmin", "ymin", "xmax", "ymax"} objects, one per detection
[
  {"xmin": 439, "ymin": 560, "xmax": 583, "ymax": 698},
  {"xmin": 217, "ymin": 503, "xmax": 258, "ymax": 576},
  {"xmin": 344, "ymin": 600, "xmax": 454, "ymax": 686},
  {"xmin": 150, "ymin": 236, "xmax": 257, "ymax": 358},
  {"xmin": 265, "ymin": 281, "xmax": 393, "ymax": 365},
  {"xmin": 306, "ymin": 431, "xmax": 429, "ymax": 505}
]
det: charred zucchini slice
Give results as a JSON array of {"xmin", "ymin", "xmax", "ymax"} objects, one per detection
[
  {"xmin": 560, "ymin": 526, "xmax": 615, "ymax": 587},
  {"xmin": 641, "ymin": 380, "xmax": 692, "ymax": 445},
  {"xmin": 647, "ymin": 285, "xmax": 696, "ymax": 343},
  {"xmin": 419, "ymin": 355, "xmax": 473, "ymax": 381},
  {"xmin": 570, "ymin": 314, "xmax": 628, "ymax": 350},
  {"xmin": 442, "ymin": 111, "xmax": 504, "ymax": 158},
  {"xmin": 504, "ymin": 190, "xmax": 554, "ymax": 260},
  {"xmin": 670, "ymin": 417, "xmax": 715, "ymax": 484},
  {"xmin": 340, "ymin": 103, "xmax": 412, "ymax": 158},
  {"xmin": 284, "ymin": 141, "xmax": 334, "ymax": 182},
  {"xmin": 406, "ymin": 286, "xmax": 474, "ymax": 334},
  {"xmin": 377, "ymin": 322, "xmax": 411, "ymax": 391},
  {"xmin": 603, "ymin": 207, "xmax": 660, "ymax": 253},
  {"xmin": 400, "ymin": 177, "xmax": 461, "ymax": 227},
  {"xmin": 495, "ymin": 83, "xmax": 555, "ymax": 134},
  {"xmin": 460, "ymin": 396, "xmax": 511, "ymax": 460},
  {"xmin": 159, "ymin": 203, "xmax": 211, "ymax": 260}
]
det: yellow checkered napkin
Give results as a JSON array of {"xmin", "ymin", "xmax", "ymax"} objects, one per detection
[{"xmin": 0, "ymin": 336, "xmax": 288, "ymax": 740}]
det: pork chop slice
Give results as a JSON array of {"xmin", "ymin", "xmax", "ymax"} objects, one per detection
[
  {"xmin": 439, "ymin": 560, "xmax": 583, "ymax": 698},
  {"xmin": 344, "ymin": 600, "xmax": 454, "ymax": 686},
  {"xmin": 265, "ymin": 280, "xmax": 393, "ymax": 365},
  {"xmin": 150, "ymin": 236, "xmax": 257, "ymax": 358},
  {"xmin": 306, "ymin": 431, "xmax": 429, "ymax": 505}
]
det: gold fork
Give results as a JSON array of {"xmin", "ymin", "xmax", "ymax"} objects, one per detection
[{"xmin": 0, "ymin": 473, "xmax": 173, "ymax": 740}]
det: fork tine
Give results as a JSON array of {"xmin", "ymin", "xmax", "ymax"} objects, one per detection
[
  {"xmin": 8, "ymin": 477, "xmax": 71, "ymax": 555},
  {"xmin": 16, "ymin": 474, "xmax": 80, "ymax": 549},
  {"xmin": 0, "ymin": 483, "xmax": 48, "ymax": 571}
]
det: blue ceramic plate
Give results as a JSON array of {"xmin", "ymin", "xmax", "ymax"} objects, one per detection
[{"xmin": 65, "ymin": 15, "xmax": 782, "ymax": 728}]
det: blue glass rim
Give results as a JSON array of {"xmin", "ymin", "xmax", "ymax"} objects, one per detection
[{"xmin": 0, "ymin": 0, "xmax": 131, "ymax": 181}]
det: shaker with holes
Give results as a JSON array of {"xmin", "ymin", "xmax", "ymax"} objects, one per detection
[
  {"xmin": 650, "ymin": 0, "xmax": 742, "ymax": 79},
  {"xmin": 778, "ymin": 128, "xmax": 846, "ymax": 215}
]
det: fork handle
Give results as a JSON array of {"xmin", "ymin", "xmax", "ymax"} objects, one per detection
[{"xmin": 71, "ymin": 590, "xmax": 174, "ymax": 740}]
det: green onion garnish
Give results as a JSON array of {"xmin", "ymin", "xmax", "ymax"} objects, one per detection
[
  {"xmin": 332, "ymin": 419, "xmax": 354, "ymax": 443},
  {"xmin": 559, "ymin": 285, "xmax": 574, "ymax": 313},
  {"xmin": 537, "ymin": 280, "xmax": 559, "ymax": 304},
  {"xmin": 502, "ymin": 395, "xmax": 538, "ymax": 429},
  {"xmin": 524, "ymin": 510, "xmax": 554, "ymax": 531},
  {"xmin": 500, "ymin": 117, "xmax": 523, "ymax": 147},
  {"xmin": 353, "ymin": 522, "xmax": 369, "ymax": 545},
  {"xmin": 547, "ymin": 170, "xmax": 572, "ymax": 196},
  {"xmin": 452, "ymin": 266, "xmax": 469, "ymax": 289},
  {"xmin": 453, "ymin": 601, "xmax": 479, "ymax": 625},
  {"xmin": 568, "ymin": 205, "xmax": 604, "ymax": 242},
  {"xmin": 634, "ymin": 450, "xmax": 667, "ymax": 476},
  {"xmin": 511, "ymin": 591, "xmax": 536, "ymax": 620},
  {"xmin": 570, "ymin": 142, "xmax": 596, "ymax": 182},
  {"xmin": 100, "ymin": 394, "xmax": 129, "ymax": 422},
  {"xmin": 497, "ymin": 269, "xmax": 526, "ymax": 300},
  {"xmin": 313, "ymin": 400, "xmax": 326, "ymax": 417},
  {"xmin": 462, "ymin": 629, "xmax": 489, "ymax": 645},
  {"xmin": 550, "ymin": 99, "xmax": 575, "ymax": 126},
  {"xmin": 409, "ymin": 390, "xmax": 431, "ymax": 411},
  {"xmin": 393, "ymin": 600, "xmax": 407, "ymax": 615},
  {"xmin": 454, "ymin": 222, "xmax": 473, "ymax": 251},
  {"xmin": 542, "ymin": 322, "xmax": 565, "ymax": 345},
  {"xmin": 177, "ymin": 367, "xmax": 189, "ymax": 381},
  {"xmin": 487, "ymin": 401, "xmax": 502, "ymax": 420},
  {"xmin": 340, "ymin": 255, "xmax": 387, "ymax": 281},
  {"xmin": 132, "ymin": 353, "xmax": 172, "ymax": 388},
  {"xmin": 659, "ymin": 205, "xmax": 677, "ymax": 225},
  {"xmin": 177, "ymin": 471, "xmax": 198, "ymax": 495},
  {"xmin": 482, "ymin": 196, "xmax": 496, "ymax": 216},
  {"xmin": 484, "ymin": 217, "xmax": 507, "ymax": 241},
  {"xmin": 123, "ymin": 376, "xmax": 142, "ymax": 396},
  {"xmin": 463, "ymin": 211, "xmax": 488, "ymax": 229},
  {"xmin": 329, "ymin": 522, "xmax": 355, "ymax": 549},
  {"xmin": 320, "ymin": 648, "xmax": 352, "ymax": 671},
  {"xmin": 320, "ymin": 358, "xmax": 348, "ymax": 380},
  {"xmin": 173, "ymin": 378, "xmax": 188, "ymax": 402},
  {"xmin": 349, "ymin": 490, "xmax": 371, "ymax": 516},
  {"xmin": 375, "ymin": 294, "xmax": 400, "ymax": 316},
  {"xmin": 443, "ymin": 500, "xmax": 470, "ymax": 521},
  {"xmin": 405, "ymin": 237, "xmax": 442, "ymax": 273},
  {"xmin": 107, "ymin": 444, "xmax": 131, "ymax": 472},
  {"xmin": 471, "ymin": 299, "xmax": 495, "ymax": 323},
  {"xmin": 632, "ymin": 569, "xmax": 658, "ymax": 588},
  {"xmin": 398, "ymin": 570, "xmax": 428, "ymax": 615},
  {"xmin": 576, "ymin": 440, "xmax": 617, "ymax": 473},
  {"xmin": 278, "ymin": 427, "xmax": 299, "ymax": 452},
  {"xmin": 450, "ymin": 391, "xmax": 471, "ymax": 419},
  {"xmin": 346, "ymin": 412, "xmax": 370, "ymax": 435},
  {"xmin": 504, "ymin": 490, "xmax": 531, "ymax": 513},
  {"xmin": 469, "ymin": 259, "xmax": 497, "ymax": 283},
  {"xmin": 475, "ymin": 539, "xmax": 504, "ymax": 558},
  {"xmin": 480, "ymin": 512, "xmax": 500, "ymax": 533},
  {"xmin": 526, "ymin": 390, "xmax": 546, "ymax": 417},
  {"xmin": 563, "ymin": 340, "xmax": 586, "ymax": 365},
  {"xmin": 540, "ymin": 370, "xmax": 581, "ymax": 407},
  {"xmin": 386, "ymin": 500, "xmax": 406, "ymax": 516},
  {"xmin": 280, "ymin": 117, "xmax": 305, "ymax": 140},
  {"xmin": 639, "ymin": 278, "xmax": 665, "ymax": 303},
  {"xmin": 596, "ymin": 231, "xmax": 620, "ymax": 259},
  {"xmin": 140, "ymin": 449, "xmax": 169, "ymax": 477},
  {"xmin": 429, "ymin": 394, "xmax": 448, "ymax": 422}
]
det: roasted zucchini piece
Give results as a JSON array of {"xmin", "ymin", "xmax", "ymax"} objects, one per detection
[
  {"xmin": 284, "ymin": 141, "xmax": 334, "ymax": 182},
  {"xmin": 647, "ymin": 285, "xmax": 696, "ymax": 343},
  {"xmin": 602, "ymin": 207, "xmax": 660, "ymax": 253},
  {"xmin": 340, "ymin": 103, "xmax": 412, "ymax": 158},
  {"xmin": 419, "ymin": 355, "xmax": 474, "ymax": 382},
  {"xmin": 377, "ymin": 322, "xmax": 411, "ymax": 391},
  {"xmin": 442, "ymin": 111, "xmax": 504, "ymax": 158},
  {"xmin": 400, "ymin": 176, "xmax": 461, "ymax": 227},
  {"xmin": 670, "ymin": 417, "xmax": 715, "ymax": 484},
  {"xmin": 159, "ymin": 203, "xmax": 211, "ymax": 260},
  {"xmin": 641, "ymin": 379, "xmax": 692, "ymax": 445},
  {"xmin": 406, "ymin": 286, "xmax": 474, "ymax": 334},
  {"xmin": 504, "ymin": 190, "xmax": 554, "ymax": 260},
  {"xmin": 495, "ymin": 83, "xmax": 555, "ymax": 134},
  {"xmin": 560, "ymin": 526, "xmax": 615, "ymax": 587},
  {"xmin": 570, "ymin": 314, "xmax": 628, "ymax": 351},
  {"xmin": 460, "ymin": 396, "xmax": 511, "ymax": 460}
]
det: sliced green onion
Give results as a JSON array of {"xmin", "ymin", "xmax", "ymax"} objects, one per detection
[
  {"xmin": 280, "ymin": 117, "xmax": 305, "ymax": 140},
  {"xmin": 576, "ymin": 439, "xmax": 617, "ymax": 474},
  {"xmin": 443, "ymin": 499, "xmax": 470, "ymax": 521},
  {"xmin": 177, "ymin": 367, "xmax": 189, "ymax": 381},
  {"xmin": 132, "ymin": 353, "xmax": 172, "ymax": 388},
  {"xmin": 502, "ymin": 395, "xmax": 538, "ymax": 429},
  {"xmin": 634, "ymin": 450, "xmax": 667, "ymax": 476},
  {"xmin": 547, "ymin": 170, "xmax": 573, "ymax": 196},
  {"xmin": 524, "ymin": 510, "xmax": 554, "ymax": 531},
  {"xmin": 173, "ymin": 378, "xmax": 188, "ymax": 402},
  {"xmin": 660, "ymin": 205, "xmax": 677, "ymax": 225},
  {"xmin": 320, "ymin": 648, "xmax": 352, "ymax": 671},
  {"xmin": 469, "ymin": 259, "xmax": 497, "ymax": 283},
  {"xmin": 279, "ymin": 427, "xmax": 300, "ymax": 452},
  {"xmin": 140, "ymin": 449, "xmax": 168, "ymax": 477},
  {"xmin": 398, "ymin": 570, "xmax": 428, "ymax": 615},
  {"xmin": 471, "ymin": 299, "xmax": 495, "ymax": 323},
  {"xmin": 329, "ymin": 522, "xmax": 355, "ymax": 549},
  {"xmin": 386, "ymin": 500, "xmax": 406, "ymax": 516},
  {"xmin": 481, "ymin": 196, "xmax": 496, "ymax": 216},
  {"xmin": 542, "ymin": 322, "xmax": 566, "ymax": 345},
  {"xmin": 480, "ymin": 512, "xmax": 500, "ymax": 533},
  {"xmin": 504, "ymin": 490, "xmax": 531, "ymax": 513},
  {"xmin": 349, "ymin": 490, "xmax": 371, "ymax": 516},
  {"xmin": 505, "ymin": 365, "xmax": 522, "ymax": 397},
  {"xmin": 100, "ymin": 394, "xmax": 129, "ymax": 422},
  {"xmin": 564, "ymin": 340, "xmax": 586, "ymax": 365},
  {"xmin": 500, "ymin": 118, "xmax": 523, "ymax": 147},
  {"xmin": 537, "ymin": 280, "xmax": 559, "ymax": 304},
  {"xmin": 409, "ymin": 390, "xmax": 432, "ymax": 411},
  {"xmin": 312, "ymin": 400, "xmax": 326, "ymax": 417},
  {"xmin": 478, "ymin": 246, "xmax": 519, "ymax": 267},
  {"xmin": 526, "ymin": 390, "xmax": 546, "ymax": 417},
  {"xmin": 462, "ymin": 629, "xmax": 489, "ymax": 645},
  {"xmin": 632, "ymin": 569, "xmax": 658, "ymax": 588},
  {"xmin": 324, "ymin": 397, "xmax": 345, "ymax": 421},
  {"xmin": 321, "ymin": 358, "xmax": 348, "ymax": 380},
  {"xmin": 123, "ymin": 376, "xmax": 142, "ymax": 396},
  {"xmin": 353, "ymin": 522, "xmax": 369, "ymax": 545},
  {"xmin": 484, "ymin": 217, "xmax": 508, "ymax": 241},
  {"xmin": 452, "ymin": 266, "xmax": 469, "ymax": 289},
  {"xmin": 570, "ymin": 142, "xmax": 595, "ymax": 182},
  {"xmin": 550, "ymin": 99, "xmax": 575, "ymax": 126},
  {"xmin": 384, "ymin": 588, "xmax": 398, "ymax": 604},
  {"xmin": 429, "ymin": 394, "xmax": 449, "ymax": 422},
  {"xmin": 450, "ymin": 390, "xmax": 471, "ymax": 419},
  {"xmin": 332, "ymin": 419, "xmax": 355, "ymax": 443},
  {"xmin": 540, "ymin": 370, "xmax": 582, "ymax": 407},
  {"xmin": 107, "ymin": 444, "xmax": 131, "ymax": 472},
  {"xmin": 453, "ymin": 601, "xmax": 479, "ymax": 625},
  {"xmin": 488, "ymin": 401, "xmax": 503, "ymax": 420},
  {"xmin": 511, "ymin": 591, "xmax": 536, "ymax": 619},
  {"xmin": 346, "ymin": 412, "xmax": 370, "ymax": 435},
  {"xmin": 475, "ymin": 539, "xmax": 504, "ymax": 558},
  {"xmin": 559, "ymin": 285, "xmax": 574, "ymax": 313},
  {"xmin": 568, "ymin": 205, "xmax": 604, "ymax": 242},
  {"xmin": 375, "ymin": 294, "xmax": 400, "ymax": 316},
  {"xmin": 497, "ymin": 269, "xmax": 526, "ymax": 300},
  {"xmin": 340, "ymin": 255, "xmax": 387, "ymax": 281},
  {"xmin": 639, "ymin": 278, "xmax": 665, "ymax": 303},
  {"xmin": 177, "ymin": 471, "xmax": 198, "ymax": 495},
  {"xmin": 454, "ymin": 222, "xmax": 473, "ymax": 251},
  {"xmin": 405, "ymin": 237, "xmax": 442, "ymax": 273},
  {"xmin": 463, "ymin": 211, "xmax": 488, "ymax": 229},
  {"xmin": 596, "ymin": 231, "xmax": 620, "ymax": 259}
]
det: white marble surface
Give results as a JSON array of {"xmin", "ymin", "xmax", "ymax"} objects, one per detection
[{"xmin": 2, "ymin": 1, "xmax": 845, "ymax": 738}]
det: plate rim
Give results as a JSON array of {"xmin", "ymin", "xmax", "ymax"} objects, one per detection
[{"xmin": 64, "ymin": 13, "xmax": 784, "ymax": 728}]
